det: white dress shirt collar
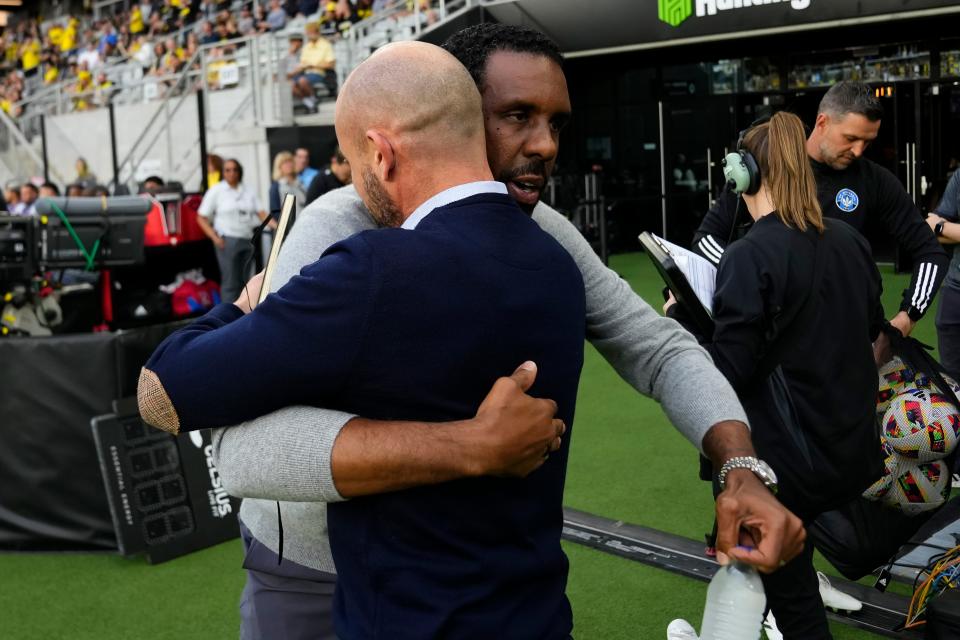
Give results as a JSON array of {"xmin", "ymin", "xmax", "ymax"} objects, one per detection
[{"xmin": 401, "ymin": 181, "xmax": 507, "ymax": 230}]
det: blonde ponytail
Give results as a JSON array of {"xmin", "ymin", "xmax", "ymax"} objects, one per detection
[{"xmin": 743, "ymin": 112, "xmax": 824, "ymax": 233}]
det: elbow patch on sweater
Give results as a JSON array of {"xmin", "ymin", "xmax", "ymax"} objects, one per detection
[{"xmin": 138, "ymin": 367, "xmax": 181, "ymax": 434}]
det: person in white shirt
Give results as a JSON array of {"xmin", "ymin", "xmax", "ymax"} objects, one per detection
[
  {"xmin": 77, "ymin": 41, "xmax": 101, "ymax": 71},
  {"xmin": 11, "ymin": 183, "xmax": 38, "ymax": 216},
  {"xmin": 196, "ymin": 159, "xmax": 271, "ymax": 301}
]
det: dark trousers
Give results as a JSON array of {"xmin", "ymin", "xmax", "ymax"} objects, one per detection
[
  {"xmin": 936, "ymin": 285, "xmax": 960, "ymax": 380},
  {"xmin": 762, "ymin": 535, "xmax": 832, "ymax": 640},
  {"xmin": 215, "ymin": 236, "xmax": 254, "ymax": 304},
  {"xmin": 239, "ymin": 522, "xmax": 338, "ymax": 640}
]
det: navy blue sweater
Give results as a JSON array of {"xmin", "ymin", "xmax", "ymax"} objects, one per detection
[{"xmin": 144, "ymin": 193, "xmax": 586, "ymax": 638}]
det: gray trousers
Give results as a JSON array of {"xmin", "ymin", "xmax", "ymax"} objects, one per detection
[
  {"xmin": 239, "ymin": 521, "xmax": 338, "ymax": 640},
  {"xmin": 216, "ymin": 236, "xmax": 255, "ymax": 304},
  {"xmin": 936, "ymin": 284, "xmax": 960, "ymax": 380}
]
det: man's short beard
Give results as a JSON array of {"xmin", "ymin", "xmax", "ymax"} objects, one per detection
[
  {"xmin": 362, "ymin": 167, "xmax": 404, "ymax": 228},
  {"xmin": 818, "ymin": 141, "xmax": 853, "ymax": 170}
]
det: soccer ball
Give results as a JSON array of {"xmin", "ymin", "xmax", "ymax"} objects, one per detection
[
  {"xmin": 882, "ymin": 458, "xmax": 951, "ymax": 515},
  {"xmin": 877, "ymin": 357, "xmax": 918, "ymax": 420},
  {"xmin": 862, "ymin": 439, "xmax": 898, "ymax": 501},
  {"xmin": 882, "ymin": 389, "xmax": 960, "ymax": 461}
]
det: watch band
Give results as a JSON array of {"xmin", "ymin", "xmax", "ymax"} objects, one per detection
[
  {"xmin": 718, "ymin": 456, "xmax": 778, "ymax": 494},
  {"xmin": 935, "ymin": 221, "xmax": 946, "ymax": 237}
]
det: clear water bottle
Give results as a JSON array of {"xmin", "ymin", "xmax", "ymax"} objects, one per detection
[{"xmin": 699, "ymin": 561, "xmax": 766, "ymax": 640}]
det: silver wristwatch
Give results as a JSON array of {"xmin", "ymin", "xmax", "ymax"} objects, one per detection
[{"xmin": 717, "ymin": 456, "xmax": 778, "ymax": 494}]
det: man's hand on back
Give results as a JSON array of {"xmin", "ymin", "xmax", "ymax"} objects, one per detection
[
  {"xmin": 330, "ymin": 361, "xmax": 564, "ymax": 498},
  {"xmin": 466, "ymin": 361, "xmax": 565, "ymax": 478}
]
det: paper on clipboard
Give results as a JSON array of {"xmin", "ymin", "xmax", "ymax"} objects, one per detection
[{"xmin": 649, "ymin": 233, "xmax": 717, "ymax": 313}]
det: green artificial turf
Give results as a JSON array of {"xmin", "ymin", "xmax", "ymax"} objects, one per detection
[{"xmin": 0, "ymin": 255, "xmax": 934, "ymax": 639}]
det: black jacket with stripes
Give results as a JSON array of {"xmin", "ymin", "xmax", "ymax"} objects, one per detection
[
  {"xmin": 693, "ymin": 156, "xmax": 948, "ymax": 321},
  {"xmin": 677, "ymin": 215, "xmax": 887, "ymax": 514}
]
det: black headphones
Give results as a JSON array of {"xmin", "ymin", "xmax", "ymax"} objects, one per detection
[{"xmin": 721, "ymin": 116, "xmax": 768, "ymax": 196}]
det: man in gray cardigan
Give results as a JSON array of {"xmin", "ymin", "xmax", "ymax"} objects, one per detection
[{"xmin": 214, "ymin": 24, "xmax": 804, "ymax": 639}]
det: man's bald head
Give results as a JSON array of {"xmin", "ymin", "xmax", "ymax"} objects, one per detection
[
  {"xmin": 334, "ymin": 41, "xmax": 491, "ymax": 225},
  {"xmin": 336, "ymin": 41, "xmax": 484, "ymax": 155}
]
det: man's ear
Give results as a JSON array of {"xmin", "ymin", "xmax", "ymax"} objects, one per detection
[
  {"xmin": 366, "ymin": 129, "xmax": 396, "ymax": 182},
  {"xmin": 814, "ymin": 112, "xmax": 829, "ymax": 133}
]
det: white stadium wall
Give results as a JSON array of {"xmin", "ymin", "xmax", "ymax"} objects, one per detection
[{"xmin": 37, "ymin": 85, "xmax": 271, "ymax": 201}]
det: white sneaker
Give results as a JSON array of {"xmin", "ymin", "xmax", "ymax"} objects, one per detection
[
  {"xmin": 666, "ymin": 619, "xmax": 698, "ymax": 640},
  {"xmin": 763, "ymin": 611, "xmax": 784, "ymax": 640},
  {"xmin": 818, "ymin": 571, "xmax": 863, "ymax": 611}
]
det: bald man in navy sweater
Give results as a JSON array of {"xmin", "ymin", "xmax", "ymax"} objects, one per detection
[{"xmin": 140, "ymin": 42, "xmax": 585, "ymax": 638}]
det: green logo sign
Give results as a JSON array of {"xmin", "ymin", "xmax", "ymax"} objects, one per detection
[{"xmin": 659, "ymin": 0, "xmax": 692, "ymax": 27}]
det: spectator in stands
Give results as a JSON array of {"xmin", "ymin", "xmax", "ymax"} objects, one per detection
[
  {"xmin": 263, "ymin": 0, "xmax": 289, "ymax": 32},
  {"xmin": 291, "ymin": 22, "xmax": 336, "ymax": 111},
  {"xmin": 66, "ymin": 183, "xmax": 85, "ymax": 197},
  {"xmin": 318, "ymin": 2, "xmax": 340, "ymax": 35},
  {"xmin": 72, "ymin": 63, "xmax": 95, "ymax": 111},
  {"xmin": 82, "ymin": 185, "xmax": 110, "ymax": 197},
  {"xmin": 130, "ymin": 4, "xmax": 146, "ymax": 36},
  {"xmin": 199, "ymin": 20, "xmax": 219, "ymax": 45},
  {"xmin": 184, "ymin": 33, "xmax": 201, "ymax": 60},
  {"xmin": 283, "ymin": 34, "xmax": 303, "ymax": 80},
  {"xmin": 39, "ymin": 182, "xmax": 60, "ymax": 198},
  {"xmin": 205, "ymin": 46, "xmax": 229, "ymax": 89},
  {"xmin": 4, "ymin": 187, "xmax": 19, "ymax": 211},
  {"xmin": 74, "ymin": 158, "xmax": 97, "ymax": 190},
  {"xmin": 147, "ymin": 42, "xmax": 167, "ymax": 74},
  {"xmin": 305, "ymin": 145, "xmax": 351, "ymax": 204},
  {"xmin": 19, "ymin": 33, "xmax": 41, "ymax": 78},
  {"xmin": 78, "ymin": 39, "xmax": 101, "ymax": 71},
  {"xmin": 207, "ymin": 153, "xmax": 223, "ymax": 188},
  {"xmin": 195, "ymin": 158, "xmax": 271, "ymax": 301},
  {"xmin": 138, "ymin": 0, "xmax": 155, "ymax": 23},
  {"xmin": 60, "ymin": 18, "xmax": 79, "ymax": 54},
  {"xmin": 42, "ymin": 50, "xmax": 62, "ymax": 85},
  {"xmin": 0, "ymin": 86, "xmax": 23, "ymax": 118},
  {"xmin": 351, "ymin": 0, "xmax": 374, "ymax": 22},
  {"xmin": 237, "ymin": 7, "xmax": 256, "ymax": 36},
  {"xmin": 293, "ymin": 147, "xmax": 318, "ymax": 190},
  {"xmin": 98, "ymin": 21, "xmax": 119, "ymax": 57},
  {"xmin": 269, "ymin": 151, "xmax": 307, "ymax": 219},
  {"xmin": 148, "ymin": 12, "xmax": 168, "ymax": 38},
  {"xmin": 94, "ymin": 71, "xmax": 114, "ymax": 107},
  {"xmin": 298, "ymin": 0, "xmax": 321, "ymax": 17},
  {"xmin": 197, "ymin": 0, "xmax": 220, "ymax": 23},
  {"xmin": 13, "ymin": 183, "xmax": 38, "ymax": 216},
  {"xmin": 123, "ymin": 34, "xmax": 156, "ymax": 69},
  {"xmin": 141, "ymin": 175, "xmax": 165, "ymax": 193},
  {"xmin": 159, "ymin": 0, "xmax": 189, "ymax": 32}
]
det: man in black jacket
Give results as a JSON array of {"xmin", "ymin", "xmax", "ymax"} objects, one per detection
[
  {"xmin": 305, "ymin": 146, "xmax": 351, "ymax": 205},
  {"xmin": 693, "ymin": 81, "xmax": 947, "ymax": 358}
]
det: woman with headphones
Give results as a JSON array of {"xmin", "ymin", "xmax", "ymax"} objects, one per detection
[
  {"xmin": 667, "ymin": 112, "xmax": 886, "ymax": 639},
  {"xmin": 196, "ymin": 158, "xmax": 271, "ymax": 302}
]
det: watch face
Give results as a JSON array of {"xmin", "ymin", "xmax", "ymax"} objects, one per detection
[{"xmin": 756, "ymin": 460, "xmax": 778, "ymax": 486}]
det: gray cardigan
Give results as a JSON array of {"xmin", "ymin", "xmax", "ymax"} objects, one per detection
[{"xmin": 212, "ymin": 185, "xmax": 748, "ymax": 573}]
